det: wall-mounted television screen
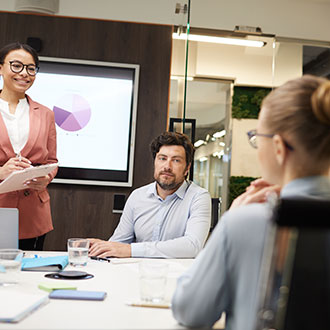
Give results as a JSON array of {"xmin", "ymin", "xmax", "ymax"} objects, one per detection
[{"xmin": 12, "ymin": 57, "xmax": 139, "ymax": 187}]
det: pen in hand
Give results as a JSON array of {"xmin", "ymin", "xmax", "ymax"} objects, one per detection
[{"xmin": 14, "ymin": 153, "xmax": 32, "ymax": 168}]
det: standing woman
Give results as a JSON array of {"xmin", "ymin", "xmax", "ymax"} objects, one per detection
[{"xmin": 0, "ymin": 42, "xmax": 57, "ymax": 250}]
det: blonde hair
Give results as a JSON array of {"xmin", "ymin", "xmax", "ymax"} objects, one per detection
[{"xmin": 261, "ymin": 75, "xmax": 330, "ymax": 167}]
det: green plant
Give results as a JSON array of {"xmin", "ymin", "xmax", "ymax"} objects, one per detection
[
  {"xmin": 228, "ymin": 176, "xmax": 258, "ymax": 207},
  {"xmin": 232, "ymin": 87, "xmax": 271, "ymax": 119}
]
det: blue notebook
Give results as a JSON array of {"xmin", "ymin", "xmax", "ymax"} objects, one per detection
[
  {"xmin": 49, "ymin": 290, "xmax": 107, "ymax": 301},
  {"xmin": 22, "ymin": 256, "xmax": 68, "ymax": 272}
]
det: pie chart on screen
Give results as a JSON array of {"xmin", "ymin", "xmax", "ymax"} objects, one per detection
[{"xmin": 53, "ymin": 94, "xmax": 91, "ymax": 132}]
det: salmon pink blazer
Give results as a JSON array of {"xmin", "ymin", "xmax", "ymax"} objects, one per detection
[{"xmin": 0, "ymin": 95, "xmax": 58, "ymax": 239}]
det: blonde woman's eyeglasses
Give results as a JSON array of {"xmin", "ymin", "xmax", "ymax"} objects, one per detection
[{"xmin": 247, "ymin": 129, "xmax": 294, "ymax": 150}]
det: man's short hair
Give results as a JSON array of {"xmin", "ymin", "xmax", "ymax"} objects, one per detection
[{"xmin": 150, "ymin": 131, "xmax": 195, "ymax": 167}]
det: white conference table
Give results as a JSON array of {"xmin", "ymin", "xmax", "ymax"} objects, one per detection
[{"xmin": 0, "ymin": 251, "xmax": 225, "ymax": 330}]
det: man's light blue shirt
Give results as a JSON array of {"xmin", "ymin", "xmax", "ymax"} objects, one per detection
[{"xmin": 109, "ymin": 180, "xmax": 211, "ymax": 258}]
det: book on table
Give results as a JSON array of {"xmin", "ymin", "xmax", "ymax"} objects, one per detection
[
  {"xmin": 38, "ymin": 282, "xmax": 77, "ymax": 292},
  {"xmin": 21, "ymin": 255, "xmax": 68, "ymax": 272}
]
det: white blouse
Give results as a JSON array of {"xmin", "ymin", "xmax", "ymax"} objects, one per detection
[{"xmin": 0, "ymin": 97, "xmax": 30, "ymax": 155}]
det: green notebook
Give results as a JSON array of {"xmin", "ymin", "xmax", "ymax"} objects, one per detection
[
  {"xmin": 21, "ymin": 256, "xmax": 68, "ymax": 272},
  {"xmin": 38, "ymin": 282, "xmax": 77, "ymax": 293}
]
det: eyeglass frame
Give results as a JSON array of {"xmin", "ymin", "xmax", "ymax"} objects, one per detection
[
  {"xmin": 247, "ymin": 129, "xmax": 294, "ymax": 151},
  {"xmin": 8, "ymin": 60, "xmax": 39, "ymax": 76}
]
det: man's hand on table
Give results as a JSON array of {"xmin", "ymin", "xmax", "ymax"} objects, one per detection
[{"xmin": 87, "ymin": 238, "xmax": 132, "ymax": 258}]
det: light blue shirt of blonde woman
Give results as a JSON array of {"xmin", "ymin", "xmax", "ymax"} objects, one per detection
[
  {"xmin": 171, "ymin": 176, "xmax": 330, "ymax": 330},
  {"xmin": 109, "ymin": 180, "xmax": 211, "ymax": 258}
]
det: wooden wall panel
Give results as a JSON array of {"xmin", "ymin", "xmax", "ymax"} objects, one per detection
[{"xmin": 0, "ymin": 12, "xmax": 172, "ymax": 250}]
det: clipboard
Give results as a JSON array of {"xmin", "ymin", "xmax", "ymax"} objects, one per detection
[{"xmin": 0, "ymin": 163, "xmax": 58, "ymax": 194}]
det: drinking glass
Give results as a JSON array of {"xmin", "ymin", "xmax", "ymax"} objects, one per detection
[
  {"xmin": 0, "ymin": 249, "xmax": 23, "ymax": 286},
  {"xmin": 67, "ymin": 238, "xmax": 90, "ymax": 266},
  {"xmin": 139, "ymin": 261, "xmax": 169, "ymax": 303}
]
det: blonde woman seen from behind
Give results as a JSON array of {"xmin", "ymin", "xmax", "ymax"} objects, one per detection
[{"xmin": 171, "ymin": 75, "xmax": 330, "ymax": 330}]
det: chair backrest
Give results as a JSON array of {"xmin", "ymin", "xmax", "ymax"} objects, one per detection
[
  {"xmin": 256, "ymin": 198, "xmax": 330, "ymax": 330},
  {"xmin": 210, "ymin": 198, "xmax": 220, "ymax": 231}
]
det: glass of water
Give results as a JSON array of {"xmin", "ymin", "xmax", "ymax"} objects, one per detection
[
  {"xmin": 139, "ymin": 261, "xmax": 169, "ymax": 303},
  {"xmin": 0, "ymin": 249, "xmax": 23, "ymax": 286},
  {"xmin": 67, "ymin": 238, "xmax": 90, "ymax": 266}
]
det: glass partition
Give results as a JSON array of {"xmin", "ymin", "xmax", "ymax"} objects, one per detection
[
  {"xmin": 169, "ymin": 77, "xmax": 233, "ymax": 216},
  {"xmin": 170, "ymin": 2, "xmax": 277, "ymax": 217}
]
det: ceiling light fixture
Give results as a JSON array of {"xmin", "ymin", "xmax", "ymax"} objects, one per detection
[
  {"xmin": 212, "ymin": 150, "xmax": 225, "ymax": 158},
  {"xmin": 213, "ymin": 130, "xmax": 226, "ymax": 138},
  {"xmin": 194, "ymin": 140, "xmax": 205, "ymax": 148},
  {"xmin": 172, "ymin": 32, "xmax": 265, "ymax": 48}
]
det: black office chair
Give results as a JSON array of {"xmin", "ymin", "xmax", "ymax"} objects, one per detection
[
  {"xmin": 210, "ymin": 198, "xmax": 220, "ymax": 232},
  {"xmin": 256, "ymin": 197, "xmax": 330, "ymax": 330}
]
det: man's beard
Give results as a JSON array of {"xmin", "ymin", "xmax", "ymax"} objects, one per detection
[
  {"xmin": 156, "ymin": 172, "xmax": 183, "ymax": 191},
  {"xmin": 156, "ymin": 179, "xmax": 183, "ymax": 191}
]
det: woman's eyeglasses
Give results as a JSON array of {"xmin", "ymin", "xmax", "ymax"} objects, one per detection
[
  {"xmin": 247, "ymin": 129, "xmax": 294, "ymax": 151},
  {"xmin": 8, "ymin": 60, "xmax": 39, "ymax": 76}
]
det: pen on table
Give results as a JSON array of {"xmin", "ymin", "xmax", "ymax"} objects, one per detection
[
  {"xmin": 90, "ymin": 256, "xmax": 111, "ymax": 263},
  {"xmin": 126, "ymin": 301, "xmax": 171, "ymax": 309}
]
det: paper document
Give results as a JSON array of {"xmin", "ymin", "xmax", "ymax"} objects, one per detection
[
  {"xmin": 0, "ymin": 163, "xmax": 58, "ymax": 194},
  {"xmin": 0, "ymin": 291, "xmax": 49, "ymax": 323}
]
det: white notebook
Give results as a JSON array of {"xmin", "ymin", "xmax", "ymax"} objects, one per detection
[{"xmin": 0, "ymin": 291, "xmax": 49, "ymax": 323}]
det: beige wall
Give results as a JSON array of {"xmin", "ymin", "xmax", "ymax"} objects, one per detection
[
  {"xmin": 171, "ymin": 40, "xmax": 302, "ymax": 87},
  {"xmin": 190, "ymin": 0, "xmax": 330, "ymax": 42},
  {"xmin": 194, "ymin": 41, "xmax": 302, "ymax": 86}
]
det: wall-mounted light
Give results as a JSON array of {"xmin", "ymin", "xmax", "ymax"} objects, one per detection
[
  {"xmin": 15, "ymin": 0, "xmax": 59, "ymax": 14},
  {"xmin": 173, "ymin": 32, "xmax": 265, "ymax": 48}
]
